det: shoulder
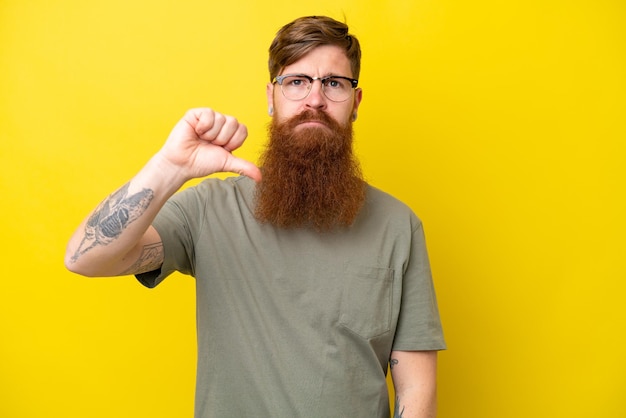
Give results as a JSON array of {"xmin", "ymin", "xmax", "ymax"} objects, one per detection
[
  {"xmin": 173, "ymin": 175, "xmax": 253, "ymax": 201},
  {"xmin": 365, "ymin": 185, "xmax": 409, "ymax": 208},
  {"xmin": 156, "ymin": 176, "xmax": 255, "ymax": 237},
  {"xmin": 160, "ymin": 176, "xmax": 251, "ymax": 216},
  {"xmin": 166, "ymin": 175, "xmax": 255, "ymax": 216},
  {"xmin": 363, "ymin": 184, "xmax": 422, "ymax": 228}
]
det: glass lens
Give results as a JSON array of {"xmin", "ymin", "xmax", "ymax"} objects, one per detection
[
  {"xmin": 278, "ymin": 75, "xmax": 354, "ymax": 102},
  {"xmin": 322, "ymin": 77, "xmax": 352, "ymax": 102},
  {"xmin": 281, "ymin": 75, "xmax": 311, "ymax": 100}
]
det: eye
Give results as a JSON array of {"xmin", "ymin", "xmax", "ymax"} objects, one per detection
[
  {"xmin": 284, "ymin": 76, "xmax": 309, "ymax": 87},
  {"xmin": 324, "ymin": 77, "xmax": 348, "ymax": 90}
]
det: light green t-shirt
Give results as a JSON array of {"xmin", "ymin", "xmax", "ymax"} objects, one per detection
[{"xmin": 138, "ymin": 176, "xmax": 445, "ymax": 418}]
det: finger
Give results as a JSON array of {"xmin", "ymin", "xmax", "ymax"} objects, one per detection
[
  {"xmin": 185, "ymin": 108, "xmax": 214, "ymax": 137},
  {"xmin": 225, "ymin": 155, "xmax": 262, "ymax": 183},
  {"xmin": 222, "ymin": 122, "xmax": 248, "ymax": 152},
  {"xmin": 198, "ymin": 111, "xmax": 226, "ymax": 142},
  {"xmin": 211, "ymin": 115, "xmax": 241, "ymax": 147}
]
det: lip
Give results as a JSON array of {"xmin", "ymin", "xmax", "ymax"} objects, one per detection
[{"xmin": 297, "ymin": 120, "xmax": 328, "ymax": 128}]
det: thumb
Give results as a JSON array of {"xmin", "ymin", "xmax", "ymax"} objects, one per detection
[{"xmin": 226, "ymin": 156, "xmax": 262, "ymax": 183}]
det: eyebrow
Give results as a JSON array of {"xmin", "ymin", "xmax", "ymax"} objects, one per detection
[{"xmin": 283, "ymin": 73, "xmax": 351, "ymax": 79}]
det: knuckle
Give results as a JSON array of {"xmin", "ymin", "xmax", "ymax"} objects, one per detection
[{"xmin": 214, "ymin": 112, "xmax": 226, "ymax": 123}]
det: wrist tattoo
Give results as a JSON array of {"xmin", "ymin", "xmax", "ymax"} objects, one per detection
[
  {"xmin": 71, "ymin": 183, "xmax": 154, "ymax": 262},
  {"xmin": 394, "ymin": 395, "xmax": 405, "ymax": 418}
]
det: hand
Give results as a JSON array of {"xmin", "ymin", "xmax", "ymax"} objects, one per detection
[{"xmin": 157, "ymin": 108, "xmax": 262, "ymax": 182}]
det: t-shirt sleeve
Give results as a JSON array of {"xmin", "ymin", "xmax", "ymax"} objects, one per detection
[
  {"xmin": 135, "ymin": 190, "xmax": 201, "ymax": 288},
  {"xmin": 392, "ymin": 220, "xmax": 446, "ymax": 351}
]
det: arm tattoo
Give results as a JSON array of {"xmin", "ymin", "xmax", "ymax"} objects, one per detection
[
  {"xmin": 391, "ymin": 358, "xmax": 404, "ymax": 417},
  {"xmin": 70, "ymin": 183, "xmax": 154, "ymax": 262},
  {"xmin": 394, "ymin": 395, "xmax": 405, "ymax": 418},
  {"xmin": 120, "ymin": 242, "xmax": 164, "ymax": 275},
  {"xmin": 390, "ymin": 358, "xmax": 399, "ymax": 370}
]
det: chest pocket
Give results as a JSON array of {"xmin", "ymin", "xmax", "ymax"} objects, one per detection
[{"xmin": 338, "ymin": 264, "xmax": 394, "ymax": 339}]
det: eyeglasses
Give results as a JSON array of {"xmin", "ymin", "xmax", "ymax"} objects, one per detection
[{"xmin": 273, "ymin": 74, "xmax": 359, "ymax": 102}]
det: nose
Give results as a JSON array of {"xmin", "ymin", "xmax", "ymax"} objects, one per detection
[{"xmin": 304, "ymin": 80, "xmax": 327, "ymax": 109}]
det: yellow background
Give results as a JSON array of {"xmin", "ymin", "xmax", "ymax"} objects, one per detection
[{"xmin": 1, "ymin": 0, "xmax": 624, "ymax": 417}]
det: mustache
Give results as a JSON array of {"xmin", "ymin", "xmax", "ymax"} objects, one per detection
[{"xmin": 284, "ymin": 109, "xmax": 339, "ymax": 129}]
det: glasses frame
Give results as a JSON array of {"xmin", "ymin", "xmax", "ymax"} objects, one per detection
[{"xmin": 272, "ymin": 73, "xmax": 359, "ymax": 102}]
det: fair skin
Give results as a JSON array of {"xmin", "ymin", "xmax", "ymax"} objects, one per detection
[
  {"xmin": 64, "ymin": 109, "xmax": 260, "ymax": 277},
  {"xmin": 390, "ymin": 350, "xmax": 439, "ymax": 418},
  {"xmin": 65, "ymin": 44, "xmax": 438, "ymax": 417},
  {"xmin": 266, "ymin": 45, "xmax": 362, "ymax": 128},
  {"xmin": 267, "ymin": 45, "xmax": 439, "ymax": 418}
]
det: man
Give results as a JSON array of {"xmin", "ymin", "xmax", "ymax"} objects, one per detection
[{"xmin": 66, "ymin": 16, "xmax": 445, "ymax": 418}]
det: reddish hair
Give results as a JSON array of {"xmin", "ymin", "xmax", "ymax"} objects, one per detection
[{"xmin": 268, "ymin": 16, "xmax": 362, "ymax": 82}]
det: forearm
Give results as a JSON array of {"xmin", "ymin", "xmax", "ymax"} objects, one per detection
[
  {"xmin": 391, "ymin": 350, "xmax": 439, "ymax": 418},
  {"xmin": 65, "ymin": 107, "xmax": 260, "ymax": 277},
  {"xmin": 393, "ymin": 386, "xmax": 437, "ymax": 418},
  {"xmin": 64, "ymin": 153, "xmax": 186, "ymax": 277}
]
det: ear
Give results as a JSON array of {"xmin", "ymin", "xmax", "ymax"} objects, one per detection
[
  {"xmin": 352, "ymin": 87, "xmax": 363, "ymax": 116},
  {"xmin": 349, "ymin": 88, "xmax": 363, "ymax": 122},
  {"xmin": 266, "ymin": 82, "xmax": 275, "ymax": 116}
]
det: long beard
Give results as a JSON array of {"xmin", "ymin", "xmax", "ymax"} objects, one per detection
[{"xmin": 254, "ymin": 109, "xmax": 366, "ymax": 231}]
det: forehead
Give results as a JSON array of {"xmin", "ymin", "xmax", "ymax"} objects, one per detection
[{"xmin": 281, "ymin": 45, "xmax": 353, "ymax": 77}]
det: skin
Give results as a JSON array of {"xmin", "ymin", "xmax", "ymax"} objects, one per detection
[
  {"xmin": 265, "ymin": 46, "xmax": 439, "ymax": 417},
  {"xmin": 64, "ymin": 108, "xmax": 260, "ymax": 277},
  {"xmin": 390, "ymin": 350, "xmax": 439, "ymax": 418},
  {"xmin": 266, "ymin": 45, "xmax": 363, "ymax": 129},
  {"xmin": 65, "ymin": 44, "xmax": 438, "ymax": 418}
]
